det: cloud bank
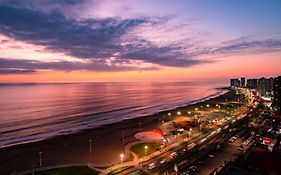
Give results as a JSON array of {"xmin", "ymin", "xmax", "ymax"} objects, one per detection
[{"xmin": 0, "ymin": 1, "xmax": 281, "ymax": 74}]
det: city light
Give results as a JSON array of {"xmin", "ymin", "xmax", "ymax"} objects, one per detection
[
  {"xmin": 206, "ymin": 104, "xmax": 210, "ymax": 108},
  {"xmin": 177, "ymin": 111, "xmax": 181, "ymax": 115},
  {"xmin": 168, "ymin": 113, "xmax": 171, "ymax": 116},
  {"xmin": 120, "ymin": 153, "xmax": 124, "ymax": 163},
  {"xmin": 144, "ymin": 145, "xmax": 148, "ymax": 155},
  {"xmin": 188, "ymin": 111, "xmax": 191, "ymax": 115},
  {"xmin": 195, "ymin": 108, "xmax": 198, "ymax": 111}
]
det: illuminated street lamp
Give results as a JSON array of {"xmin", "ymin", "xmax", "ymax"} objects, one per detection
[
  {"xmin": 168, "ymin": 113, "xmax": 171, "ymax": 116},
  {"xmin": 144, "ymin": 145, "xmax": 148, "ymax": 155},
  {"xmin": 188, "ymin": 111, "xmax": 191, "ymax": 115},
  {"xmin": 189, "ymin": 128, "xmax": 192, "ymax": 138},
  {"xmin": 206, "ymin": 104, "xmax": 210, "ymax": 108},
  {"xmin": 177, "ymin": 111, "xmax": 181, "ymax": 115},
  {"xmin": 195, "ymin": 108, "xmax": 198, "ymax": 111},
  {"xmin": 120, "ymin": 153, "xmax": 124, "ymax": 163}
]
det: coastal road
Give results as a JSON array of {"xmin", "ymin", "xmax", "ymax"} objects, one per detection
[
  {"xmin": 105, "ymin": 106, "xmax": 251, "ymax": 175},
  {"xmin": 190, "ymin": 139, "xmax": 243, "ymax": 175}
]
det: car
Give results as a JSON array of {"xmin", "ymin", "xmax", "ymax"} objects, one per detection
[
  {"xmin": 228, "ymin": 139, "xmax": 233, "ymax": 143},
  {"xmin": 238, "ymin": 147, "xmax": 244, "ymax": 151},
  {"xmin": 228, "ymin": 138, "xmax": 235, "ymax": 143},
  {"xmin": 189, "ymin": 166, "xmax": 197, "ymax": 172},
  {"xmin": 171, "ymin": 152, "xmax": 177, "ymax": 158},
  {"xmin": 148, "ymin": 164, "xmax": 156, "ymax": 170},
  {"xmin": 160, "ymin": 159, "xmax": 166, "ymax": 164},
  {"xmin": 180, "ymin": 171, "xmax": 190, "ymax": 175},
  {"xmin": 149, "ymin": 161, "xmax": 157, "ymax": 167}
]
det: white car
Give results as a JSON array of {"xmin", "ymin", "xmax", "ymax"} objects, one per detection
[
  {"xmin": 149, "ymin": 161, "xmax": 156, "ymax": 167},
  {"xmin": 160, "ymin": 159, "xmax": 166, "ymax": 164},
  {"xmin": 148, "ymin": 165, "xmax": 156, "ymax": 170},
  {"xmin": 170, "ymin": 152, "xmax": 177, "ymax": 158}
]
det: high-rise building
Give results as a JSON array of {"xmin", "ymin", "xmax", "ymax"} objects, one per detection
[
  {"xmin": 257, "ymin": 77, "xmax": 274, "ymax": 96},
  {"xmin": 246, "ymin": 78, "xmax": 258, "ymax": 89},
  {"xmin": 241, "ymin": 77, "xmax": 246, "ymax": 87},
  {"xmin": 273, "ymin": 76, "xmax": 281, "ymax": 114},
  {"xmin": 230, "ymin": 78, "xmax": 240, "ymax": 87}
]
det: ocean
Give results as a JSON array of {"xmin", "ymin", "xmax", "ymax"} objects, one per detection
[{"xmin": 0, "ymin": 82, "xmax": 226, "ymax": 148}]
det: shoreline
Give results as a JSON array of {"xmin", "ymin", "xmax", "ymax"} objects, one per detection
[
  {"xmin": 0, "ymin": 87, "xmax": 231, "ymax": 174},
  {"xmin": 0, "ymin": 87, "xmax": 228, "ymax": 150}
]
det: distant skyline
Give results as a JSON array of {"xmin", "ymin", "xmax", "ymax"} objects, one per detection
[{"xmin": 0, "ymin": 0, "xmax": 281, "ymax": 83}]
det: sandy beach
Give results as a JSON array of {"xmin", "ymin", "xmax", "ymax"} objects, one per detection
[{"xmin": 0, "ymin": 88, "xmax": 233, "ymax": 175}]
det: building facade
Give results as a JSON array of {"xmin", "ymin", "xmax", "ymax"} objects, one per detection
[
  {"xmin": 230, "ymin": 78, "xmax": 240, "ymax": 87},
  {"xmin": 241, "ymin": 77, "xmax": 246, "ymax": 87},
  {"xmin": 273, "ymin": 76, "xmax": 281, "ymax": 114},
  {"xmin": 246, "ymin": 78, "xmax": 258, "ymax": 89},
  {"xmin": 257, "ymin": 77, "xmax": 274, "ymax": 96}
]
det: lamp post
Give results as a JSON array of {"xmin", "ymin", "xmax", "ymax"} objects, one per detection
[
  {"xmin": 89, "ymin": 139, "xmax": 92, "ymax": 154},
  {"xmin": 189, "ymin": 128, "xmax": 192, "ymax": 138},
  {"xmin": 120, "ymin": 153, "xmax": 124, "ymax": 163},
  {"xmin": 144, "ymin": 145, "xmax": 148, "ymax": 155},
  {"xmin": 168, "ymin": 112, "xmax": 172, "ymax": 120},
  {"xmin": 139, "ymin": 121, "xmax": 142, "ymax": 132},
  {"xmin": 122, "ymin": 130, "xmax": 125, "ymax": 143},
  {"xmin": 38, "ymin": 151, "xmax": 42, "ymax": 167}
]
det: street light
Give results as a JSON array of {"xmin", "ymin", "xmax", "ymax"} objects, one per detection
[
  {"xmin": 195, "ymin": 108, "xmax": 198, "ymax": 111},
  {"xmin": 189, "ymin": 128, "xmax": 192, "ymax": 138},
  {"xmin": 89, "ymin": 139, "xmax": 92, "ymax": 154},
  {"xmin": 122, "ymin": 130, "xmax": 125, "ymax": 143},
  {"xmin": 206, "ymin": 104, "xmax": 210, "ymax": 108},
  {"xmin": 188, "ymin": 111, "xmax": 191, "ymax": 115},
  {"xmin": 120, "ymin": 153, "xmax": 124, "ymax": 163},
  {"xmin": 139, "ymin": 121, "xmax": 142, "ymax": 132},
  {"xmin": 38, "ymin": 151, "xmax": 43, "ymax": 167},
  {"xmin": 177, "ymin": 111, "xmax": 181, "ymax": 115},
  {"xmin": 168, "ymin": 112, "xmax": 171, "ymax": 116},
  {"xmin": 144, "ymin": 145, "xmax": 148, "ymax": 155}
]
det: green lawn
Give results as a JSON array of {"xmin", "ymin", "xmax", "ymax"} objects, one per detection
[
  {"xmin": 108, "ymin": 166, "xmax": 132, "ymax": 175},
  {"xmin": 31, "ymin": 166, "xmax": 99, "ymax": 175},
  {"xmin": 130, "ymin": 142, "xmax": 161, "ymax": 158},
  {"xmin": 125, "ymin": 153, "xmax": 134, "ymax": 162}
]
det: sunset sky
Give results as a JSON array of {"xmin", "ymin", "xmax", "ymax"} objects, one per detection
[{"xmin": 0, "ymin": 0, "xmax": 281, "ymax": 83}]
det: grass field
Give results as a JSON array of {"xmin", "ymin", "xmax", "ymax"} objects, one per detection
[{"xmin": 130, "ymin": 142, "xmax": 161, "ymax": 158}]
